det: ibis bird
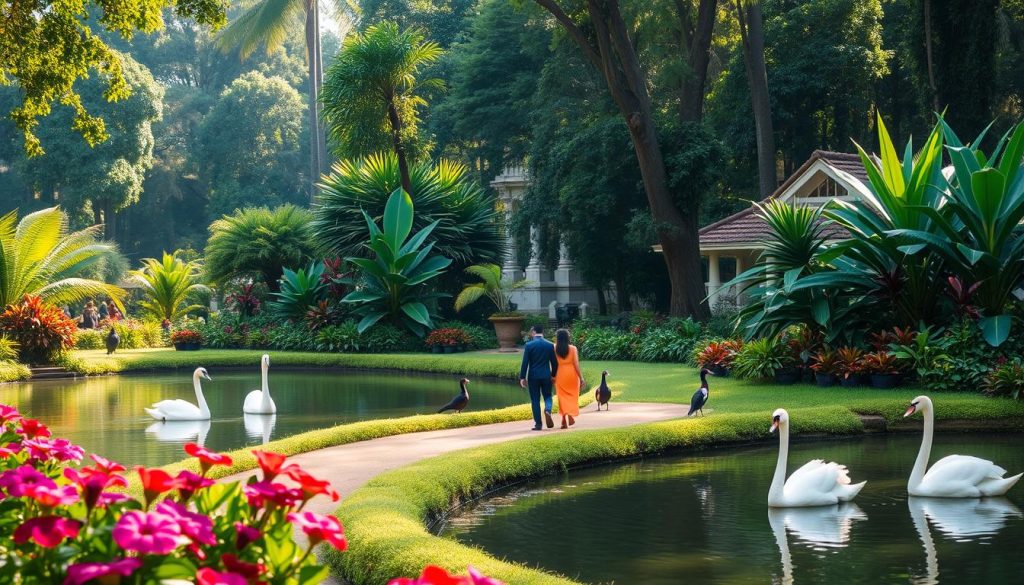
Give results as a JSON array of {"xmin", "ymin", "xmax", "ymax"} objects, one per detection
[
  {"xmin": 594, "ymin": 370, "xmax": 611, "ymax": 411},
  {"xmin": 105, "ymin": 327, "xmax": 120, "ymax": 355},
  {"xmin": 688, "ymin": 368, "xmax": 712, "ymax": 416},
  {"xmin": 437, "ymin": 378, "xmax": 470, "ymax": 414}
]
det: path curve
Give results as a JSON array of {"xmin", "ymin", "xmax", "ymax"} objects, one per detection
[{"xmin": 222, "ymin": 402, "xmax": 689, "ymax": 518}]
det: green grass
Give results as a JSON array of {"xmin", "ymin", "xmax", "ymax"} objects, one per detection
[{"xmin": 0, "ymin": 361, "xmax": 30, "ymax": 382}]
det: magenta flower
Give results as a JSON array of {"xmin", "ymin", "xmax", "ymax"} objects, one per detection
[
  {"xmin": 112, "ymin": 511, "xmax": 184, "ymax": 555},
  {"xmin": 196, "ymin": 567, "xmax": 248, "ymax": 585},
  {"xmin": 22, "ymin": 438, "xmax": 85, "ymax": 463},
  {"xmin": 29, "ymin": 484, "xmax": 79, "ymax": 508},
  {"xmin": 170, "ymin": 469, "xmax": 214, "ymax": 500},
  {"xmin": 98, "ymin": 491, "xmax": 131, "ymax": 507},
  {"xmin": 64, "ymin": 467, "xmax": 127, "ymax": 510},
  {"xmin": 184, "ymin": 443, "xmax": 233, "ymax": 475},
  {"xmin": 0, "ymin": 404, "xmax": 22, "ymax": 424},
  {"xmin": 17, "ymin": 418, "xmax": 50, "ymax": 438},
  {"xmin": 156, "ymin": 501, "xmax": 216, "ymax": 546},
  {"xmin": 223, "ymin": 554, "xmax": 266, "ymax": 579},
  {"xmin": 243, "ymin": 480, "xmax": 303, "ymax": 509},
  {"xmin": 90, "ymin": 453, "xmax": 126, "ymax": 474},
  {"xmin": 63, "ymin": 558, "xmax": 142, "ymax": 585},
  {"xmin": 287, "ymin": 511, "xmax": 348, "ymax": 550},
  {"xmin": 0, "ymin": 464, "xmax": 57, "ymax": 497},
  {"xmin": 13, "ymin": 516, "xmax": 81, "ymax": 548},
  {"xmin": 234, "ymin": 522, "xmax": 261, "ymax": 550}
]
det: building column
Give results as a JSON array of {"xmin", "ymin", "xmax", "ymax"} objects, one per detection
[
  {"xmin": 733, "ymin": 254, "xmax": 745, "ymax": 306},
  {"xmin": 524, "ymin": 226, "xmax": 544, "ymax": 282},
  {"xmin": 555, "ymin": 240, "xmax": 575, "ymax": 289},
  {"xmin": 501, "ymin": 201, "xmax": 520, "ymax": 282},
  {"xmin": 707, "ymin": 251, "xmax": 721, "ymax": 298}
]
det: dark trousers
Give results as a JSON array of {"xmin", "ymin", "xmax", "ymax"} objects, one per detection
[{"xmin": 527, "ymin": 377, "xmax": 553, "ymax": 428}]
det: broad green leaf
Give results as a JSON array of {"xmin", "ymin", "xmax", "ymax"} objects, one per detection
[
  {"xmin": 876, "ymin": 114, "xmax": 906, "ymax": 195},
  {"xmin": 342, "ymin": 289, "xmax": 385, "ymax": 303},
  {"xmin": 401, "ymin": 301, "xmax": 431, "ymax": 325},
  {"xmin": 383, "ymin": 188, "xmax": 414, "ymax": 252},
  {"xmin": 955, "ymin": 243, "xmax": 986, "ymax": 265},
  {"xmin": 356, "ymin": 312, "xmax": 386, "ymax": 333},
  {"xmin": 811, "ymin": 296, "xmax": 830, "ymax": 326},
  {"xmin": 979, "ymin": 315, "xmax": 1012, "ymax": 347},
  {"xmin": 153, "ymin": 557, "xmax": 197, "ymax": 579}
]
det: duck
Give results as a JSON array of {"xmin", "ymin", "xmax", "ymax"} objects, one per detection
[
  {"xmin": 904, "ymin": 395, "xmax": 1022, "ymax": 497},
  {"xmin": 768, "ymin": 408, "xmax": 866, "ymax": 507},
  {"xmin": 437, "ymin": 378, "xmax": 470, "ymax": 414},
  {"xmin": 688, "ymin": 368, "xmax": 712, "ymax": 416},
  {"xmin": 243, "ymin": 354, "xmax": 276, "ymax": 415},
  {"xmin": 105, "ymin": 327, "xmax": 120, "ymax": 355},
  {"xmin": 594, "ymin": 371, "xmax": 611, "ymax": 411},
  {"xmin": 145, "ymin": 367, "xmax": 212, "ymax": 421}
]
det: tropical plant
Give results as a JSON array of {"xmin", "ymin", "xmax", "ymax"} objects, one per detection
[
  {"xmin": 0, "ymin": 207, "xmax": 126, "ymax": 310},
  {"xmin": 225, "ymin": 283, "xmax": 263, "ymax": 317},
  {"xmin": 695, "ymin": 340, "xmax": 741, "ymax": 370},
  {"xmin": 0, "ymin": 336, "xmax": 17, "ymax": 362},
  {"xmin": 454, "ymin": 264, "xmax": 532, "ymax": 316},
  {"xmin": 305, "ymin": 300, "xmax": 342, "ymax": 332},
  {"xmin": 889, "ymin": 327, "xmax": 952, "ymax": 379},
  {"xmin": 268, "ymin": 263, "xmax": 328, "ymax": 322},
  {"xmin": 169, "ymin": 329, "xmax": 204, "ymax": 345},
  {"xmin": 732, "ymin": 336, "xmax": 794, "ymax": 380},
  {"xmin": 835, "ymin": 346, "xmax": 865, "ymax": 380},
  {"xmin": 131, "ymin": 253, "xmax": 208, "ymax": 321},
  {"xmin": 320, "ymin": 21, "xmax": 443, "ymax": 194},
  {"xmin": 341, "ymin": 189, "xmax": 452, "ymax": 336},
  {"xmin": 425, "ymin": 328, "xmax": 470, "ymax": 347},
  {"xmin": 313, "ymin": 153, "xmax": 504, "ymax": 267},
  {"xmin": 205, "ymin": 206, "xmax": 316, "ymax": 292},
  {"xmin": 810, "ymin": 349, "xmax": 839, "ymax": 375},
  {"xmin": 860, "ymin": 351, "xmax": 902, "ymax": 375},
  {"xmin": 984, "ymin": 358, "xmax": 1024, "ymax": 400},
  {"xmin": 0, "ymin": 295, "xmax": 77, "ymax": 363}
]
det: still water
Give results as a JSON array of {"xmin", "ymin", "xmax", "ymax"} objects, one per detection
[
  {"xmin": 1, "ymin": 370, "xmax": 520, "ymax": 467},
  {"xmin": 441, "ymin": 434, "xmax": 1024, "ymax": 584}
]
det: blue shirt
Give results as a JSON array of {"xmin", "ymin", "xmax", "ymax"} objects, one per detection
[{"xmin": 520, "ymin": 336, "xmax": 558, "ymax": 381}]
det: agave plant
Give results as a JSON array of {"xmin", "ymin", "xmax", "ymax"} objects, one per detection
[
  {"xmin": 454, "ymin": 264, "xmax": 532, "ymax": 316},
  {"xmin": 342, "ymin": 189, "xmax": 452, "ymax": 335},
  {"xmin": 0, "ymin": 207, "xmax": 126, "ymax": 309},
  {"xmin": 131, "ymin": 253, "xmax": 209, "ymax": 321},
  {"xmin": 267, "ymin": 263, "xmax": 328, "ymax": 322}
]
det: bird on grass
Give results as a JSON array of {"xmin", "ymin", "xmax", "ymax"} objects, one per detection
[
  {"xmin": 105, "ymin": 327, "xmax": 120, "ymax": 355},
  {"xmin": 594, "ymin": 370, "xmax": 611, "ymax": 411},
  {"xmin": 688, "ymin": 368, "xmax": 712, "ymax": 417},
  {"xmin": 438, "ymin": 378, "xmax": 470, "ymax": 414}
]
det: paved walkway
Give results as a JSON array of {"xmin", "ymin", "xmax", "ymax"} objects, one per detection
[{"xmin": 222, "ymin": 402, "xmax": 689, "ymax": 518}]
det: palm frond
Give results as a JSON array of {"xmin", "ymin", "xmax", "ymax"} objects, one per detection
[{"xmin": 215, "ymin": 0, "xmax": 306, "ymax": 59}]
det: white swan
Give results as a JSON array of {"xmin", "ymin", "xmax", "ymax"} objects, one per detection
[
  {"xmin": 770, "ymin": 504, "xmax": 866, "ymax": 585},
  {"xmin": 144, "ymin": 368, "xmax": 212, "ymax": 421},
  {"xmin": 904, "ymin": 395, "xmax": 1022, "ymax": 497},
  {"xmin": 145, "ymin": 419, "xmax": 212, "ymax": 446},
  {"xmin": 768, "ymin": 408, "xmax": 866, "ymax": 507},
  {"xmin": 243, "ymin": 413, "xmax": 276, "ymax": 445},
  {"xmin": 243, "ymin": 354, "xmax": 276, "ymax": 414}
]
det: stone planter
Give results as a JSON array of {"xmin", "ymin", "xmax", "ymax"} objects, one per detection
[
  {"xmin": 870, "ymin": 373, "xmax": 900, "ymax": 389},
  {"xmin": 774, "ymin": 368, "xmax": 802, "ymax": 385},
  {"xmin": 431, "ymin": 345, "xmax": 443, "ymax": 354},
  {"xmin": 815, "ymin": 373, "xmax": 835, "ymax": 387},
  {"xmin": 174, "ymin": 342, "xmax": 201, "ymax": 351},
  {"xmin": 489, "ymin": 315, "xmax": 526, "ymax": 352},
  {"xmin": 443, "ymin": 345, "xmax": 456, "ymax": 354}
]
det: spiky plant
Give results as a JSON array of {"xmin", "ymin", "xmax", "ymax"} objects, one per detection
[
  {"xmin": 454, "ymin": 264, "xmax": 532, "ymax": 316},
  {"xmin": 205, "ymin": 205, "xmax": 316, "ymax": 292},
  {"xmin": 131, "ymin": 253, "xmax": 209, "ymax": 321}
]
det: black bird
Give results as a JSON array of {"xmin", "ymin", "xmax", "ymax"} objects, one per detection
[
  {"xmin": 437, "ymin": 378, "xmax": 470, "ymax": 414},
  {"xmin": 105, "ymin": 327, "xmax": 120, "ymax": 355},
  {"xmin": 688, "ymin": 368, "xmax": 712, "ymax": 416},
  {"xmin": 594, "ymin": 370, "xmax": 611, "ymax": 411}
]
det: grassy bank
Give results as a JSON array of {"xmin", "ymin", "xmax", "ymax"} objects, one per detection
[{"xmin": 0, "ymin": 361, "xmax": 30, "ymax": 382}]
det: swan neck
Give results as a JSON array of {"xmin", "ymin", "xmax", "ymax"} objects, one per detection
[
  {"xmin": 194, "ymin": 376, "xmax": 210, "ymax": 417},
  {"xmin": 910, "ymin": 405, "xmax": 933, "ymax": 489},
  {"xmin": 261, "ymin": 363, "xmax": 271, "ymax": 407},
  {"xmin": 769, "ymin": 423, "xmax": 789, "ymax": 502}
]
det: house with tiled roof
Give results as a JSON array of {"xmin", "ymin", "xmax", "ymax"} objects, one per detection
[{"xmin": 656, "ymin": 150, "xmax": 872, "ymax": 309}]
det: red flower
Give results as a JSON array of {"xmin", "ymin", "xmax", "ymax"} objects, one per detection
[
  {"xmin": 234, "ymin": 522, "xmax": 261, "ymax": 550},
  {"xmin": 284, "ymin": 465, "xmax": 339, "ymax": 502},
  {"xmin": 196, "ymin": 568, "xmax": 248, "ymax": 585},
  {"xmin": 64, "ymin": 467, "xmax": 127, "ymax": 510},
  {"xmin": 22, "ymin": 438, "xmax": 84, "ymax": 462},
  {"xmin": 17, "ymin": 418, "xmax": 51, "ymax": 438},
  {"xmin": 63, "ymin": 559, "xmax": 142, "ymax": 585},
  {"xmin": 170, "ymin": 470, "xmax": 214, "ymax": 500},
  {"xmin": 287, "ymin": 511, "xmax": 347, "ymax": 550},
  {"xmin": 136, "ymin": 466, "xmax": 175, "ymax": 506},
  {"xmin": 388, "ymin": 566, "xmax": 506, "ymax": 585},
  {"xmin": 253, "ymin": 450, "xmax": 288, "ymax": 480},
  {"xmin": 185, "ymin": 443, "xmax": 233, "ymax": 475},
  {"xmin": 90, "ymin": 454, "xmax": 126, "ymax": 474},
  {"xmin": 243, "ymin": 481, "xmax": 303, "ymax": 509},
  {"xmin": 223, "ymin": 553, "xmax": 266, "ymax": 579},
  {"xmin": 29, "ymin": 484, "xmax": 79, "ymax": 508},
  {"xmin": 14, "ymin": 516, "xmax": 81, "ymax": 548}
]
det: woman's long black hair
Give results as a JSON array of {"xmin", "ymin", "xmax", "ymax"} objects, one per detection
[{"xmin": 555, "ymin": 328, "xmax": 570, "ymax": 359}]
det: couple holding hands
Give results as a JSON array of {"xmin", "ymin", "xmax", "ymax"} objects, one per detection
[{"xmin": 519, "ymin": 324, "xmax": 584, "ymax": 431}]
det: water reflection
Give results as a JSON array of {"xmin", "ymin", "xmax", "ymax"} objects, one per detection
[
  {"xmin": 145, "ymin": 419, "xmax": 211, "ymax": 445},
  {"xmin": 244, "ymin": 413, "xmax": 276, "ymax": 445},
  {"xmin": 769, "ymin": 504, "xmax": 866, "ymax": 584}
]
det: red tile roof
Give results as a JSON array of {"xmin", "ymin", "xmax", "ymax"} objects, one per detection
[{"xmin": 699, "ymin": 151, "xmax": 868, "ymax": 247}]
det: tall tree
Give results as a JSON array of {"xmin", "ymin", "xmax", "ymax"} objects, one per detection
[
  {"xmin": 320, "ymin": 21, "xmax": 442, "ymax": 196},
  {"xmin": 531, "ymin": 0, "xmax": 718, "ymax": 319},
  {"xmin": 732, "ymin": 0, "xmax": 776, "ymax": 197}
]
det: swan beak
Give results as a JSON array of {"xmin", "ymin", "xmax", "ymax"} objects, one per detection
[
  {"xmin": 903, "ymin": 404, "xmax": 916, "ymax": 418},
  {"xmin": 204, "ymin": 374, "xmax": 212, "ymax": 381},
  {"xmin": 769, "ymin": 421, "xmax": 779, "ymax": 433}
]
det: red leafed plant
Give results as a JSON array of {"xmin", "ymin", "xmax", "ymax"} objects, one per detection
[
  {"xmin": 861, "ymin": 351, "xmax": 902, "ymax": 375},
  {"xmin": 834, "ymin": 346, "xmax": 864, "ymax": 379},
  {"xmin": 0, "ymin": 295, "xmax": 77, "ymax": 363},
  {"xmin": 170, "ymin": 329, "xmax": 204, "ymax": 345},
  {"xmin": 389, "ymin": 565, "xmax": 506, "ymax": 585},
  {"xmin": 225, "ymin": 283, "xmax": 261, "ymax": 317},
  {"xmin": 425, "ymin": 328, "xmax": 470, "ymax": 346},
  {"xmin": 946, "ymin": 276, "xmax": 982, "ymax": 320},
  {"xmin": 696, "ymin": 340, "xmax": 741, "ymax": 369}
]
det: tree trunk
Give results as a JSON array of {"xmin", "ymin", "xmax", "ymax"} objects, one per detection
[
  {"xmin": 679, "ymin": 0, "xmax": 718, "ymax": 122},
  {"xmin": 313, "ymin": 0, "xmax": 329, "ymax": 176},
  {"xmin": 614, "ymin": 272, "xmax": 631, "ymax": 311},
  {"xmin": 386, "ymin": 95, "xmax": 414, "ymax": 196},
  {"xmin": 735, "ymin": 0, "xmax": 776, "ymax": 197},
  {"xmin": 596, "ymin": 287, "xmax": 608, "ymax": 315},
  {"xmin": 101, "ymin": 199, "xmax": 116, "ymax": 241},
  {"xmin": 922, "ymin": 0, "xmax": 940, "ymax": 112},
  {"xmin": 304, "ymin": 2, "xmax": 321, "ymax": 201}
]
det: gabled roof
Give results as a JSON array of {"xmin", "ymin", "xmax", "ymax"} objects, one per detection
[{"xmin": 698, "ymin": 151, "xmax": 869, "ymax": 249}]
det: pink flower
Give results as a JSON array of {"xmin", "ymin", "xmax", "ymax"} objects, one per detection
[
  {"xmin": 98, "ymin": 491, "xmax": 131, "ymax": 507},
  {"xmin": 112, "ymin": 511, "xmax": 184, "ymax": 555},
  {"xmin": 22, "ymin": 438, "xmax": 84, "ymax": 462},
  {"xmin": 253, "ymin": 450, "xmax": 288, "ymax": 480},
  {"xmin": 64, "ymin": 467, "xmax": 127, "ymax": 510},
  {"xmin": 169, "ymin": 470, "xmax": 214, "ymax": 500},
  {"xmin": 287, "ymin": 511, "xmax": 348, "ymax": 550},
  {"xmin": 63, "ymin": 559, "xmax": 142, "ymax": 585},
  {"xmin": 90, "ymin": 453, "xmax": 126, "ymax": 474},
  {"xmin": 13, "ymin": 516, "xmax": 81, "ymax": 548},
  {"xmin": 29, "ymin": 484, "xmax": 79, "ymax": 508},
  {"xmin": 234, "ymin": 522, "xmax": 261, "ymax": 550},
  {"xmin": 17, "ymin": 418, "xmax": 51, "ymax": 438},
  {"xmin": 185, "ymin": 443, "xmax": 233, "ymax": 475},
  {"xmin": 243, "ymin": 480, "xmax": 303, "ymax": 509},
  {"xmin": 156, "ymin": 501, "xmax": 216, "ymax": 546},
  {"xmin": 196, "ymin": 568, "xmax": 248, "ymax": 585},
  {"xmin": 0, "ymin": 404, "xmax": 22, "ymax": 424},
  {"xmin": 284, "ymin": 465, "xmax": 340, "ymax": 502},
  {"xmin": 0, "ymin": 464, "xmax": 57, "ymax": 497},
  {"xmin": 223, "ymin": 554, "xmax": 266, "ymax": 579}
]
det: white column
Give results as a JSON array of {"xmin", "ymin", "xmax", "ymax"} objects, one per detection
[
  {"xmin": 501, "ymin": 200, "xmax": 520, "ymax": 281},
  {"xmin": 707, "ymin": 251, "xmax": 721, "ymax": 297},
  {"xmin": 733, "ymin": 254, "xmax": 745, "ymax": 306}
]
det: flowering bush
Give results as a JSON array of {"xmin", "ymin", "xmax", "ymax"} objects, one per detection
[
  {"xmin": 0, "ymin": 404, "xmax": 344, "ymax": 583},
  {"xmin": 225, "ymin": 283, "xmax": 262, "ymax": 317},
  {"xmin": 170, "ymin": 329, "xmax": 204, "ymax": 345},
  {"xmin": 694, "ymin": 339, "xmax": 741, "ymax": 370},
  {"xmin": 0, "ymin": 295, "xmax": 77, "ymax": 363},
  {"xmin": 425, "ymin": 328, "xmax": 470, "ymax": 347},
  {"xmin": 389, "ymin": 565, "xmax": 505, "ymax": 585}
]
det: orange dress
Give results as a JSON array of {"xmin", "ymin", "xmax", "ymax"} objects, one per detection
[{"xmin": 554, "ymin": 345, "xmax": 581, "ymax": 417}]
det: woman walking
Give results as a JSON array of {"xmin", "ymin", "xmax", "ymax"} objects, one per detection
[{"xmin": 554, "ymin": 328, "xmax": 583, "ymax": 429}]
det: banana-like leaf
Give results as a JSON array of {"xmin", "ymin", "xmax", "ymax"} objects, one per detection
[
  {"xmin": 979, "ymin": 315, "xmax": 1012, "ymax": 347},
  {"xmin": 383, "ymin": 189, "xmax": 414, "ymax": 252}
]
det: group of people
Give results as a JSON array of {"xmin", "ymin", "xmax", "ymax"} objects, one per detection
[
  {"xmin": 75, "ymin": 299, "xmax": 123, "ymax": 329},
  {"xmin": 519, "ymin": 324, "xmax": 584, "ymax": 431}
]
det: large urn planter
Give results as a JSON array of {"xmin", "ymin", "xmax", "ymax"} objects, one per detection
[{"xmin": 490, "ymin": 315, "xmax": 526, "ymax": 352}]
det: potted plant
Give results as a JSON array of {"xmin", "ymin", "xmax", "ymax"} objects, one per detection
[
  {"xmin": 425, "ymin": 328, "xmax": 470, "ymax": 354},
  {"xmin": 454, "ymin": 264, "xmax": 533, "ymax": 352},
  {"xmin": 810, "ymin": 349, "xmax": 839, "ymax": 387},
  {"xmin": 862, "ymin": 351, "xmax": 902, "ymax": 389},
  {"xmin": 696, "ymin": 340, "xmax": 741, "ymax": 376},
  {"xmin": 835, "ymin": 347, "xmax": 864, "ymax": 388},
  {"xmin": 171, "ymin": 329, "xmax": 204, "ymax": 351},
  {"xmin": 731, "ymin": 337, "xmax": 796, "ymax": 383}
]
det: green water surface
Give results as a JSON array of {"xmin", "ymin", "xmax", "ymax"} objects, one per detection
[
  {"xmin": 0, "ymin": 370, "xmax": 520, "ymax": 467},
  {"xmin": 442, "ymin": 434, "xmax": 1024, "ymax": 584}
]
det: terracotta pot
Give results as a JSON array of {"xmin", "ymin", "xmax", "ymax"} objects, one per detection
[{"xmin": 489, "ymin": 316, "xmax": 526, "ymax": 352}]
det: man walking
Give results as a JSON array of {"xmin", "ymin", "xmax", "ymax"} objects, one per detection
[{"xmin": 519, "ymin": 325, "xmax": 558, "ymax": 431}]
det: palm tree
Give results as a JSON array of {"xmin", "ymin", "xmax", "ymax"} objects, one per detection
[
  {"xmin": 216, "ymin": 0, "xmax": 357, "ymax": 198},
  {"xmin": 0, "ymin": 207, "xmax": 126, "ymax": 309},
  {"xmin": 131, "ymin": 253, "xmax": 209, "ymax": 321},
  {"xmin": 320, "ymin": 21, "xmax": 442, "ymax": 196},
  {"xmin": 455, "ymin": 264, "xmax": 532, "ymax": 315}
]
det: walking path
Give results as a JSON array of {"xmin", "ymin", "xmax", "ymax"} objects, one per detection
[{"xmin": 222, "ymin": 402, "xmax": 689, "ymax": 518}]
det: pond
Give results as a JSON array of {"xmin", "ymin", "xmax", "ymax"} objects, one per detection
[
  {"xmin": 441, "ymin": 434, "xmax": 1024, "ymax": 584},
  {"xmin": 1, "ymin": 369, "xmax": 521, "ymax": 467}
]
